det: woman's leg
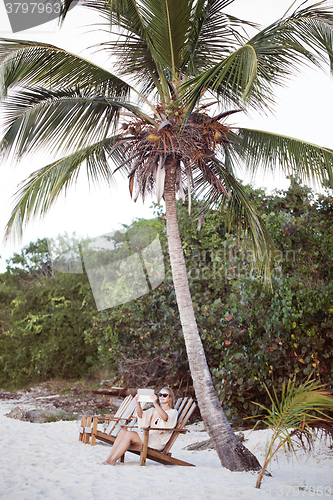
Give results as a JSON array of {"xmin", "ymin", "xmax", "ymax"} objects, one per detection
[
  {"xmin": 103, "ymin": 430, "xmax": 142, "ymax": 465},
  {"xmin": 102, "ymin": 428, "xmax": 127, "ymax": 463}
]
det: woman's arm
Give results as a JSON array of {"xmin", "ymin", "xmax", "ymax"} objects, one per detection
[
  {"xmin": 135, "ymin": 394, "xmax": 143, "ymax": 418},
  {"xmin": 150, "ymin": 394, "xmax": 168, "ymax": 421}
]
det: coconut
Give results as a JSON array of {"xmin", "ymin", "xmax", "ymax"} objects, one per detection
[
  {"xmin": 148, "ymin": 134, "xmax": 160, "ymax": 143},
  {"xmin": 214, "ymin": 131, "xmax": 222, "ymax": 142}
]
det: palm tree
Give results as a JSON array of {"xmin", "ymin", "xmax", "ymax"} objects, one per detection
[
  {"xmin": 1, "ymin": 0, "xmax": 333, "ymax": 472},
  {"xmin": 253, "ymin": 375, "xmax": 333, "ymax": 488}
]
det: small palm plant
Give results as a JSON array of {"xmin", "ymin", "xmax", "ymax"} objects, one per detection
[{"xmin": 253, "ymin": 375, "xmax": 333, "ymax": 489}]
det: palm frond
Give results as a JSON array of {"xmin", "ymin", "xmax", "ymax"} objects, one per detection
[
  {"xmin": 193, "ymin": 158, "xmax": 275, "ymax": 283},
  {"xmin": 58, "ymin": 0, "xmax": 81, "ymax": 23},
  {"xmin": 104, "ymin": 35, "xmax": 160, "ymax": 92},
  {"xmin": 236, "ymin": 128, "xmax": 333, "ymax": 187},
  {"xmin": 0, "ymin": 86, "xmax": 157, "ymax": 159},
  {"xmin": 59, "ymin": 0, "xmax": 144, "ymax": 31},
  {"xmin": 0, "ymin": 38, "xmax": 131, "ymax": 98},
  {"xmin": 290, "ymin": 418, "xmax": 333, "ymax": 452},
  {"xmin": 183, "ymin": 0, "xmax": 257, "ymax": 75},
  {"xmin": 181, "ymin": 43, "xmax": 258, "ymax": 113},
  {"xmin": 181, "ymin": 1, "xmax": 333, "ymax": 112},
  {"xmin": 88, "ymin": 0, "xmax": 165, "ymax": 95},
  {"xmin": 254, "ymin": 374, "xmax": 333, "ymax": 488},
  {"xmin": 258, "ymin": 377, "xmax": 333, "ymax": 429},
  {"xmin": 4, "ymin": 137, "xmax": 125, "ymax": 241},
  {"xmin": 139, "ymin": 0, "xmax": 193, "ymax": 78},
  {"xmin": 63, "ymin": 0, "xmax": 177, "ymax": 100},
  {"xmin": 240, "ymin": 0, "xmax": 333, "ymax": 106}
]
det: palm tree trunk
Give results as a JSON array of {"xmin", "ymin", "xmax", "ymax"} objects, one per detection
[{"xmin": 163, "ymin": 158, "xmax": 261, "ymax": 472}]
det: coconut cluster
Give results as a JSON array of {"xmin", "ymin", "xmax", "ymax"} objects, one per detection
[{"xmin": 118, "ymin": 110, "xmax": 234, "ymax": 203}]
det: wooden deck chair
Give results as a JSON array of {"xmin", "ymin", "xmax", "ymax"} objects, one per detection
[
  {"xmin": 79, "ymin": 395, "xmax": 134, "ymax": 444},
  {"xmin": 95, "ymin": 397, "xmax": 197, "ymax": 466},
  {"xmin": 90, "ymin": 398, "xmax": 146, "ymax": 446}
]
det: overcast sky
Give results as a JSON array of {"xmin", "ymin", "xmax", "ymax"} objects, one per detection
[{"xmin": 1, "ymin": 0, "xmax": 333, "ymax": 271}]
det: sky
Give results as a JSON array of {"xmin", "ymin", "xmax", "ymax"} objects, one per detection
[{"xmin": 1, "ymin": 0, "xmax": 333, "ymax": 272}]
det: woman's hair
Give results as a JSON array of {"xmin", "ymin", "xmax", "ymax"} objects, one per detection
[{"xmin": 161, "ymin": 387, "xmax": 175, "ymax": 409}]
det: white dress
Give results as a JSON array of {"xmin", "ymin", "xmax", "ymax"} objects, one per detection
[{"xmin": 136, "ymin": 408, "xmax": 178, "ymax": 451}]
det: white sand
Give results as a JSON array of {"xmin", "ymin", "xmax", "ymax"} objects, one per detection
[{"xmin": 0, "ymin": 399, "xmax": 332, "ymax": 500}]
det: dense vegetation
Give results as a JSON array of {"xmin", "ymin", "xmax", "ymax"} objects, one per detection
[
  {"xmin": 1, "ymin": 180, "xmax": 332, "ymax": 419},
  {"xmin": 0, "ymin": 239, "xmax": 97, "ymax": 387}
]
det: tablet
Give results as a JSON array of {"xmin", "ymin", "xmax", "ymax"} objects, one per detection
[{"xmin": 137, "ymin": 388, "xmax": 154, "ymax": 402}]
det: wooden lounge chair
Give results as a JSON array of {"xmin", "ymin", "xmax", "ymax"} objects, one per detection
[
  {"xmin": 89, "ymin": 397, "xmax": 145, "ymax": 446},
  {"xmin": 79, "ymin": 395, "xmax": 135, "ymax": 445},
  {"xmin": 94, "ymin": 397, "xmax": 197, "ymax": 466}
]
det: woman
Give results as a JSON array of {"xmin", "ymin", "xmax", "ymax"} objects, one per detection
[{"xmin": 101, "ymin": 387, "xmax": 178, "ymax": 465}]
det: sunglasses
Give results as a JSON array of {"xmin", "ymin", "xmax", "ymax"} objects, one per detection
[{"xmin": 158, "ymin": 393, "xmax": 169, "ymax": 398}]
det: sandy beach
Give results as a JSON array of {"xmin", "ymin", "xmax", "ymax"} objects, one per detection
[{"xmin": 0, "ymin": 398, "xmax": 332, "ymax": 500}]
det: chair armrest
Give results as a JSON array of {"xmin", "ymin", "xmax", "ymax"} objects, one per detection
[
  {"xmin": 81, "ymin": 414, "xmax": 118, "ymax": 420},
  {"xmin": 121, "ymin": 425, "xmax": 188, "ymax": 433},
  {"xmin": 140, "ymin": 427, "xmax": 188, "ymax": 433},
  {"xmin": 102, "ymin": 416, "xmax": 135, "ymax": 422}
]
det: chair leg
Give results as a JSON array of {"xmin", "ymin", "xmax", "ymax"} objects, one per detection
[
  {"xmin": 84, "ymin": 416, "xmax": 92, "ymax": 444},
  {"xmin": 91, "ymin": 416, "xmax": 98, "ymax": 446},
  {"xmin": 120, "ymin": 454, "xmax": 125, "ymax": 463},
  {"xmin": 139, "ymin": 429, "xmax": 149, "ymax": 466},
  {"xmin": 79, "ymin": 416, "xmax": 86, "ymax": 442}
]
